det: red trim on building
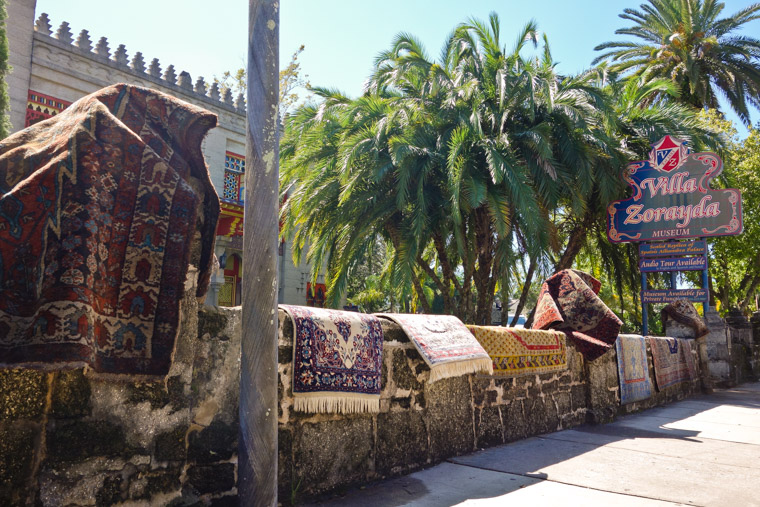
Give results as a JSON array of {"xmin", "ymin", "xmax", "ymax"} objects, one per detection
[{"xmin": 25, "ymin": 90, "xmax": 71, "ymax": 127}]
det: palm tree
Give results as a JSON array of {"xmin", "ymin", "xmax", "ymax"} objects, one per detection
[
  {"xmin": 593, "ymin": 0, "xmax": 760, "ymax": 124},
  {"xmin": 282, "ymin": 15, "xmax": 625, "ymax": 323},
  {"xmin": 532, "ymin": 67, "xmax": 724, "ymax": 329}
]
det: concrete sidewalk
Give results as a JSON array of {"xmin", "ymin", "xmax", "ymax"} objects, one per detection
[{"xmin": 306, "ymin": 382, "xmax": 760, "ymax": 507}]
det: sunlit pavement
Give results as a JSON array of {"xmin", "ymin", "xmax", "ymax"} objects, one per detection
[{"xmin": 307, "ymin": 382, "xmax": 760, "ymax": 506}]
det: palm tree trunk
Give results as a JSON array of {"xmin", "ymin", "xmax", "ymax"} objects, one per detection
[
  {"xmin": 473, "ymin": 208, "xmax": 495, "ymax": 325},
  {"xmin": 433, "ymin": 232, "xmax": 463, "ymax": 293},
  {"xmin": 554, "ymin": 210, "xmax": 595, "ymax": 273},
  {"xmin": 525, "ymin": 302, "xmax": 538, "ymax": 329},
  {"xmin": 416, "ymin": 255, "xmax": 454, "ymax": 314},
  {"xmin": 511, "ymin": 256, "xmax": 537, "ymax": 326},
  {"xmin": 460, "ymin": 220, "xmax": 475, "ymax": 322},
  {"xmin": 499, "ymin": 271, "xmax": 510, "ymax": 326},
  {"xmin": 410, "ymin": 269, "xmax": 432, "ymax": 313}
]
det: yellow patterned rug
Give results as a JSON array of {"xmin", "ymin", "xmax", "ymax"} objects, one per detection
[{"xmin": 466, "ymin": 326, "xmax": 568, "ymax": 377}]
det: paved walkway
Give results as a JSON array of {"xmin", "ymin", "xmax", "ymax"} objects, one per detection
[{"xmin": 307, "ymin": 382, "xmax": 760, "ymax": 506}]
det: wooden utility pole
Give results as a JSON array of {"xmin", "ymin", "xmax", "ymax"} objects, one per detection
[{"xmin": 240, "ymin": 0, "xmax": 279, "ymax": 504}]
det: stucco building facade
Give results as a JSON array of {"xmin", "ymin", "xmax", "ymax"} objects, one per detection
[{"xmin": 5, "ymin": 0, "xmax": 324, "ymax": 307}]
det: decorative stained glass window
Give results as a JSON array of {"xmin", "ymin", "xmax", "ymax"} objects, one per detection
[
  {"xmin": 223, "ymin": 171, "xmax": 241, "ymax": 201},
  {"xmin": 222, "ymin": 152, "xmax": 245, "ymax": 203}
]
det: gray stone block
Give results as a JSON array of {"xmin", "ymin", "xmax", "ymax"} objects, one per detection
[
  {"xmin": 503, "ymin": 399, "xmax": 528, "ymax": 442},
  {"xmin": 376, "ymin": 411, "xmax": 428, "ymax": 475},
  {"xmin": 475, "ymin": 406, "xmax": 503, "ymax": 448},
  {"xmin": 0, "ymin": 423, "xmax": 38, "ymax": 502},
  {"xmin": 425, "ymin": 376, "xmax": 474, "ymax": 461},
  {"xmin": 186, "ymin": 463, "xmax": 235, "ymax": 495},
  {"xmin": 293, "ymin": 417, "xmax": 374, "ymax": 495},
  {"xmin": 187, "ymin": 421, "xmax": 237, "ymax": 464},
  {"xmin": 392, "ymin": 348, "xmax": 422, "ymax": 390},
  {"xmin": 0, "ymin": 369, "xmax": 49, "ymax": 421}
]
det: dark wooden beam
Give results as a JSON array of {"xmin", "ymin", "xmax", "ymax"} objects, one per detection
[{"xmin": 240, "ymin": 0, "xmax": 279, "ymax": 504}]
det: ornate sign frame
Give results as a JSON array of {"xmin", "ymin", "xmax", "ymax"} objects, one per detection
[{"xmin": 607, "ymin": 136, "xmax": 742, "ymax": 243}]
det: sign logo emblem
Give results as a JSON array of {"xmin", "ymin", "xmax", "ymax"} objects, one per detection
[{"xmin": 651, "ymin": 135, "xmax": 688, "ymax": 172}]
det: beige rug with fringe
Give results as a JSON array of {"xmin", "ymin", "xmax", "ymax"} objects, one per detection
[
  {"xmin": 376, "ymin": 313, "xmax": 492, "ymax": 382},
  {"xmin": 281, "ymin": 305, "xmax": 383, "ymax": 414}
]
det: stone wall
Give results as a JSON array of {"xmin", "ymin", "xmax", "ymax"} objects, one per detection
[
  {"xmin": 667, "ymin": 309, "xmax": 760, "ymax": 387},
  {"xmin": 0, "ymin": 306, "xmax": 706, "ymax": 506},
  {"xmin": 276, "ymin": 313, "xmax": 701, "ymax": 503},
  {"xmin": 727, "ymin": 310, "xmax": 760, "ymax": 384},
  {"xmin": 0, "ymin": 297, "xmax": 242, "ymax": 506}
]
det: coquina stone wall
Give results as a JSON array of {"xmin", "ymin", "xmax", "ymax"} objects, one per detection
[
  {"xmin": 275, "ymin": 313, "xmax": 701, "ymax": 503},
  {"xmin": 0, "ymin": 291, "xmax": 243, "ymax": 506},
  {"xmin": 8, "ymin": 304, "xmax": 760, "ymax": 506}
]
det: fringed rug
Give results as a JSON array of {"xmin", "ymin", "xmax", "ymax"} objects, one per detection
[
  {"xmin": 376, "ymin": 313, "xmax": 492, "ymax": 382},
  {"xmin": 532, "ymin": 269, "xmax": 622, "ymax": 361},
  {"xmin": 466, "ymin": 325, "xmax": 567, "ymax": 377},
  {"xmin": 661, "ymin": 300, "xmax": 708, "ymax": 338},
  {"xmin": 281, "ymin": 305, "xmax": 383, "ymax": 414},
  {"xmin": 0, "ymin": 84, "xmax": 219, "ymax": 376},
  {"xmin": 615, "ymin": 334, "xmax": 653, "ymax": 404},
  {"xmin": 648, "ymin": 337, "xmax": 697, "ymax": 390}
]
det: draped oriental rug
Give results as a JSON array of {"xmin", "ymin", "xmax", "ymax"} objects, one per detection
[
  {"xmin": 282, "ymin": 305, "xmax": 383, "ymax": 414},
  {"xmin": 466, "ymin": 325, "xmax": 567, "ymax": 377},
  {"xmin": 648, "ymin": 337, "xmax": 697, "ymax": 390},
  {"xmin": 0, "ymin": 84, "xmax": 220, "ymax": 376},
  {"xmin": 376, "ymin": 313, "xmax": 492, "ymax": 382},
  {"xmin": 532, "ymin": 269, "xmax": 622, "ymax": 361},
  {"xmin": 615, "ymin": 334, "xmax": 653, "ymax": 404}
]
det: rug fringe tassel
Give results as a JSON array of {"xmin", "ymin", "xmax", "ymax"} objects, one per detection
[
  {"xmin": 429, "ymin": 357, "xmax": 494, "ymax": 383},
  {"xmin": 294, "ymin": 393, "xmax": 380, "ymax": 414}
]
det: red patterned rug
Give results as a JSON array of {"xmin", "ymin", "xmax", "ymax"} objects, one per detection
[
  {"xmin": 532, "ymin": 269, "xmax": 622, "ymax": 361},
  {"xmin": 0, "ymin": 84, "xmax": 219, "ymax": 376}
]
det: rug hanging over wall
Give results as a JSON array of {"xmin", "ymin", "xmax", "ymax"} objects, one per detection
[
  {"xmin": 532, "ymin": 269, "xmax": 622, "ymax": 361},
  {"xmin": 376, "ymin": 313, "xmax": 492, "ymax": 382},
  {"xmin": 661, "ymin": 300, "xmax": 709, "ymax": 338},
  {"xmin": 467, "ymin": 325, "xmax": 567, "ymax": 377},
  {"xmin": 0, "ymin": 84, "xmax": 220, "ymax": 376},
  {"xmin": 282, "ymin": 305, "xmax": 383, "ymax": 414},
  {"xmin": 648, "ymin": 337, "xmax": 697, "ymax": 390},
  {"xmin": 615, "ymin": 334, "xmax": 653, "ymax": 404}
]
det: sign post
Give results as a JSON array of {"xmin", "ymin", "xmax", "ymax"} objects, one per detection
[{"xmin": 607, "ymin": 136, "xmax": 742, "ymax": 333}]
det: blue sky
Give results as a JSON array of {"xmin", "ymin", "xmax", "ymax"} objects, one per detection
[{"xmin": 35, "ymin": 0, "xmax": 759, "ymax": 133}]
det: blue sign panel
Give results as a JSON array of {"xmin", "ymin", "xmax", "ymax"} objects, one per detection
[
  {"xmin": 639, "ymin": 240, "xmax": 706, "ymax": 258},
  {"xmin": 607, "ymin": 136, "xmax": 742, "ymax": 243},
  {"xmin": 639, "ymin": 256, "xmax": 707, "ymax": 272},
  {"xmin": 641, "ymin": 288, "xmax": 708, "ymax": 304}
]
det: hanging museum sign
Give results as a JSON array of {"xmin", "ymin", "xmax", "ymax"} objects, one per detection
[
  {"xmin": 638, "ymin": 240, "xmax": 706, "ymax": 257},
  {"xmin": 641, "ymin": 288, "xmax": 708, "ymax": 304},
  {"xmin": 639, "ymin": 256, "xmax": 707, "ymax": 272},
  {"xmin": 607, "ymin": 136, "xmax": 743, "ymax": 243}
]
